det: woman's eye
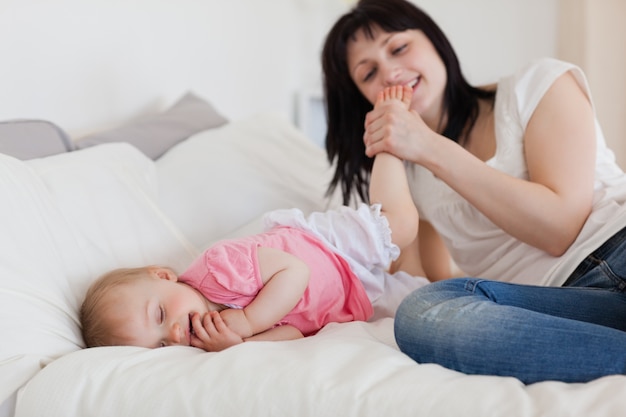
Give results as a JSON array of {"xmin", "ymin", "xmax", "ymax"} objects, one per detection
[
  {"xmin": 159, "ymin": 306, "xmax": 165, "ymax": 324},
  {"xmin": 363, "ymin": 68, "xmax": 376, "ymax": 82},
  {"xmin": 392, "ymin": 44, "xmax": 407, "ymax": 55}
]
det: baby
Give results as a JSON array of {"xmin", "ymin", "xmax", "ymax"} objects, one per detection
[{"xmin": 80, "ymin": 86, "xmax": 425, "ymax": 352}]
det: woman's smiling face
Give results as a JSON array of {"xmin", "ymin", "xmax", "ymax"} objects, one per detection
[{"xmin": 346, "ymin": 26, "xmax": 447, "ymax": 124}]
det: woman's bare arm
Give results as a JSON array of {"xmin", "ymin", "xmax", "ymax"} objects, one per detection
[{"xmin": 365, "ymin": 72, "xmax": 595, "ymax": 256}]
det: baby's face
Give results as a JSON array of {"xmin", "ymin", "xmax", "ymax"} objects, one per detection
[{"xmin": 108, "ymin": 274, "xmax": 209, "ymax": 348}]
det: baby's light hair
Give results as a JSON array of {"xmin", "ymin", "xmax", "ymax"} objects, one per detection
[{"xmin": 80, "ymin": 266, "xmax": 164, "ymax": 348}]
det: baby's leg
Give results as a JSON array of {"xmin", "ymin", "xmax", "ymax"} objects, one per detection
[
  {"xmin": 375, "ymin": 85, "xmax": 412, "ymax": 109},
  {"xmin": 368, "ymin": 84, "xmax": 419, "ymax": 254}
]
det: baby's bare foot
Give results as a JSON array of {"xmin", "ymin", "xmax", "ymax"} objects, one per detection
[{"xmin": 375, "ymin": 85, "xmax": 412, "ymax": 109}]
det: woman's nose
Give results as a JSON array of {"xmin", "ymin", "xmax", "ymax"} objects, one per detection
[{"xmin": 381, "ymin": 64, "xmax": 401, "ymax": 86}]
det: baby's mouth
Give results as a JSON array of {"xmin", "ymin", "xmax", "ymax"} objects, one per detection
[{"xmin": 188, "ymin": 314, "xmax": 194, "ymax": 345}]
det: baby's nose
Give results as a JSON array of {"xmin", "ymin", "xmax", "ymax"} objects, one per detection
[{"xmin": 169, "ymin": 322, "xmax": 182, "ymax": 344}]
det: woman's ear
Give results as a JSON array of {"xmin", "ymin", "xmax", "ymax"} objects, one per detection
[{"xmin": 148, "ymin": 266, "xmax": 178, "ymax": 282}]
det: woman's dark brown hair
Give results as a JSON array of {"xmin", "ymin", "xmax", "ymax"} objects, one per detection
[{"xmin": 321, "ymin": 0, "xmax": 495, "ymax": 204}]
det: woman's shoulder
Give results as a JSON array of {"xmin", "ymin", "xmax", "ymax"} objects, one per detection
[
  {"xmin": 512, "ymin": 57, "xmax": 579, "ymax": 86},
  {"xmin": 520, "ymin": 57, "xmax": 577, "ymax": 72},
  {"xmin": 497, "ymin": 58, "xmax": 587, "ymax": 127}
]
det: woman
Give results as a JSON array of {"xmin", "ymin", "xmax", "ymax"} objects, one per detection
[{"xmin": 321, "ymin": 0, "xmax": 626, "ymax": 383}]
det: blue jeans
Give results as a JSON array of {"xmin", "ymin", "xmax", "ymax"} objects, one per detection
[{"xmin": 394, "ymin": 226, "xmax": 626, "ymax": 384}]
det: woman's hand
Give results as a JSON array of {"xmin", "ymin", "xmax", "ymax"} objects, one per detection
[
  {"xmin": 190, "ymin": 311, "xmax": 244, "ymax": 352},
  {"xmin": 363, "ymin": 94, "xmax": 438, "ymax": 165}
]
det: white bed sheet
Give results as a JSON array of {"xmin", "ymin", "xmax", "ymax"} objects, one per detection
[{"xmin": 15, "ymin": 318, "xmax": 626, "ymax": 417}]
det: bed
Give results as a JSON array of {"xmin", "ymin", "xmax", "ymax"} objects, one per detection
[
  {"xmin": 2, "ymin": 92, "xmax": 626, "ymax": 417},
  {"xmin": 2, "ymin": 0, "xmax": 626, "ymax": 413}
]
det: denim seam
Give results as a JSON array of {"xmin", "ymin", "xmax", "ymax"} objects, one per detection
[
  {"xmin": 463, "ymin": 279, "xmax": 486, "ymax": 293},
  {"xmin": 599, "ymin": 260, "xmax": 626, "ymax": 292}
]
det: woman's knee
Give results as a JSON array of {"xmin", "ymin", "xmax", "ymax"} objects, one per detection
[
  {"xmin": 394, "ymin": 278, "xmax": 475, "ymax": 350},
  {"xmin": 397, "ymin": 277, "xmax": 475, "ymax": 308}
]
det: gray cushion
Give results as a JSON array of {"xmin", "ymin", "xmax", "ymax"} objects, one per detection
[
  {"xmin": 0, "ymin": 119, "xmax": 73, "ymax": 160},
  {"xmin": 75, "ymin": 92, "xmax": 228, "ymax": 159}
]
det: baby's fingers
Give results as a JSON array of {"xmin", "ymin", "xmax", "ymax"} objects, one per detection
[
  {"xmin": 202, "ymin": 311, "xmax": 223, "ymax": 334},
  {"xmin": 210, "ymin": 311, "xmax": 230, "ymax": 332},
  {"xmin": 190, "ymin": 311, "xmax": 218, "ymax": 341},
  {"xmin": 190, "ymin": 312, "xmax": 208, "ymax": 341}
]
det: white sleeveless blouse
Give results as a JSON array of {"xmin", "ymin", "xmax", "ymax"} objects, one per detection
[{"xmin": 407, "ymin": 57, "xmax": 626, "ymax": 286}]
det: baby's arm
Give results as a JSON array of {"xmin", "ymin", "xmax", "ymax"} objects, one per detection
[
  {"xmin": 219, "ymin": 247, "xmax": 309, "ymax": 339},
  {"xmin": 369, "ymin": 86, "xmax": 420, "ymax": 251},
  {"xmin": 244, "ymin": 324, "xmax": 304, "ymax": 342}
]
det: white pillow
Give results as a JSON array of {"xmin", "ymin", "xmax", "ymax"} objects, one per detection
[
  {"xmin": 0, "ymin": 143, "xmax": 197, "ymax": 415},
  {"xmin": 156, "ymin": 112, "xmax": 340, "ymax": 249}
]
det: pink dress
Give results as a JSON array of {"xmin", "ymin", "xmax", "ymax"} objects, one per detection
[{"xmin": 179, "ymin": 226, "xmax": 373, "ymax": 336}]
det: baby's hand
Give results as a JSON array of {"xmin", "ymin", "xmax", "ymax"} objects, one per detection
[{"xmin": 190, "ymin": 311, "xmax": 243, "ymax": 352}]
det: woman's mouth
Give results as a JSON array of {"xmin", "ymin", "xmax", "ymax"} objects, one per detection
[{"xmin": 407, "ymin": 76, "xmax": 420, "ymax": 90}]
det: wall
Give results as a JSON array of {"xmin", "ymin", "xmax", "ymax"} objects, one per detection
[
  {"xmin": 558, "ymin": 0, "xmax": 626, "ymax": 168},
  {"xmin": 0, "ymin": 0, "xmax": 558, "ymax": 141},
  {"xmin": 0, "ymin": 0, "xmax": 307, "ymax": 136}
]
